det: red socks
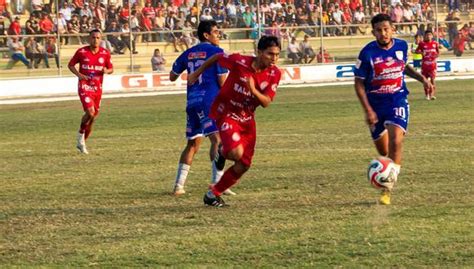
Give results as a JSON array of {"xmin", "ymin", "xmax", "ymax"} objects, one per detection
[{"xmin": 212, "ymin": 167, "xmax": 241, "ymax": 196}]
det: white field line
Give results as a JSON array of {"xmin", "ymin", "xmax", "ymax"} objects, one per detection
[{"xmin": 1, "ymin": 75, "xmax": 474, "ymax": 105}]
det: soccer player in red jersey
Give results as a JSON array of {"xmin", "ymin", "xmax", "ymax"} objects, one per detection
[
  {"xmin": 188, "ymin": 35, "xmax": 282, "ymax": 207},
  {"xmin": 416, "ymin": 30, "xmax": 439, "ymax": 100},
  {"xmin": 68, "ymin": 29, "xmax": 113, "ymax": 154}
]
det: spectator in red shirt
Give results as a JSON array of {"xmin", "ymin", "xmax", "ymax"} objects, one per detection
[
  {"xmin": 39, "ymin": 13, "xmax": 54, "ymax": 35},
  {"xmin": 0, "ymin": 0, "xmax": 11, "ymax": 21},
  {"xmin": 317, "ymin": 47, "xmax": 333, "ymax": 63},
  {"xmin": 349, "ymin": 0, "xmax": 361, "ymax": 12},
  {"xmin": 119, "ymin": 5, "xmax": 130, "ymax": 24},
  {"xmin": 142, "ymin": 1, "xmax": 155, "ymax": 19},
  {"xmin": 140, "ymin": 12, "xmax": 153, "ymax": 42},
  {"xmin": 8, "ymin": 16, "xmax": 21, "ymax": 35}
]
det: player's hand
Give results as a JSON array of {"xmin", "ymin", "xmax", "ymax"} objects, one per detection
[
  {"xmin": 366, "ymin": 109, "xmax": 378, "ymax": 127},
  {"xmin": 78, "ymin": 73, "xmax": 89, "ymax": 80},
  {"xmin": 246, "ymin": 76, "xmax": 257, "ymax": 95}
]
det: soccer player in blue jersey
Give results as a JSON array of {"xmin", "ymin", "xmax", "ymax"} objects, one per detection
[
  {"xmin": 354, "ymin": 14, "xmax": 434, "ymax": 205},
  {"xmin": 170, "ymin": 20, "xmax": 235, "ymax": 196}
]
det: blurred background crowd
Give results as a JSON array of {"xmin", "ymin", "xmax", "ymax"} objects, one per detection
[{"xmin": 0, "ymin": 0, "xmax": 472, "ymax": 72}]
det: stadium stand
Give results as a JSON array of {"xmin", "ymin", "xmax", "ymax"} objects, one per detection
[{"xmin": 0, "ymin": 0, "xmax": 473, "ymax": 78}]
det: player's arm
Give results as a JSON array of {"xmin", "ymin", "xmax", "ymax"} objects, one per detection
[
  {"xmin": 169, "ymin": 71, "xmax": 180, "ymax": 81},
  {"xmin": 247, "ymin": 76, "xmax": 272, "ymax": 108},
  {"xmin": 187, "ymin": 54, "xmax": 220, "ymax": 85},
  {"xmin": 354, "ymin": 77, "xmax": 378, "ymax": 126},
  {"xmin": 170, "ymin": 52, "xmax": 186, "ymax": 82},
  {"xmin": 405, "ymin": 64, "xmax": 433, "ymax": 90},
  {"xmin": 68, "ymin": 63, "xmax": 88, "ymax": 80},
  {"xmin": 103, "ymin": 68, "xmax": 113, "ymax": 74}
]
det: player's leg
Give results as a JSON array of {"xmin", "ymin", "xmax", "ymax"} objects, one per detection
[
  {"xmin": 204, "ymin": 119, "xmax": 255, "ymax": 206},
  {"xmin": 422, "ymin": 69, "xmax": 431, "ymax": 100},
  {"xmin": 76, "ymin": 90, "xmax": 99, "ymax": 154},
  {"xmin": 429, "ymin": 76, "xmax": 436, "ymax": 100},
  {"xmin": 373, "ymin": 131, "xmax": 389, "ymax": 157},
  {"xmin": 173, "ymin": 108, "xmax": 203, "ymax": 195},
  {"xmin": 204, "ymin": 145, "xmax": 248, "ymax": 207},
  {"xmin": 379, "ymin": 100, "xmax": 409, "ymax": 205},
  {"xmin": 173, "ymin": 137, "xmax": 202, "ymax": 195},
  {"xmin": 380, "ymin": 124, "xmax": 404, "ymax": 205},
  {"xmin": 84, "ymin": 94, "xmax": 101, "ymax": 140},
  {"xmin": 207, "ymin": 126, "xmax": 234, "ymax": 195}
]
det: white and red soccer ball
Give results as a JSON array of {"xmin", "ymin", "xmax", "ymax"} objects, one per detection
[{"xmin": 367, "ymin": 157, "xmax": 398, "ymax": 190}]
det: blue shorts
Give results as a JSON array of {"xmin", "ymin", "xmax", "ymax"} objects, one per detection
[
  {"xmin": 369, "ymin": 96, "xmax": 410, "ymax": 140},
  {"xmin": 186, "ymin": 105, "xmax": 218, "ymax": 139},
  {"xmin": 413, "ymin": 60, "xmax": 421, "ymax": 68}
]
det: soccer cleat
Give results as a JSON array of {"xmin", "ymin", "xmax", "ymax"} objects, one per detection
[
  {"xmin": 223, "ymin": 189, "xmax": 237, "ymax": 196},
  {"xmin": 430, "ymin": 96, "xmax": 437, "ymax": 100},
  {"xmin": 76, "ymin": 143, "xmax": 89, "ymax": 154},
  {"xmin": 173, "ymin": 185, "xmax": 186, "ymax": 196},
  {"xmin": 425, "ymin": 95, "xmax": 431, "ymax": 100},
  {"xmin": 379, "ymin": 189, "xmax": 391, "ymax": 205},
  {"xmin": 76, "ymin": 132, "xmax": 88, "ymax": 154},
  {"xmin": 203, "ymin": 193, "xmax": 227, "ymax": 207}
]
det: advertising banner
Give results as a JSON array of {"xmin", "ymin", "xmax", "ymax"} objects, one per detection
[{"xmin": 1, "ymin": 58, "xmax": 473, "ymax": 99}]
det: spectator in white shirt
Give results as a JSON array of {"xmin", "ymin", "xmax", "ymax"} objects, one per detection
[
  {"xmin": 287, "ymin": 37, "xmax": 302, "ymax": 64},
  {"xmin": 151, "ymin": 48, "xmax": 166, "ymax": 72}
]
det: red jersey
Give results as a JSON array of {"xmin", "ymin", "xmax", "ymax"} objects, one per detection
[
  {"xmin": 210, "ymin": 53, "xmax": 281, "ymax": 122},
  {"xmin": 416, "ymin": 41, "xmax": 439, "ymax": 69},
  {"xmin": 69, "ymin": 46, "xmax": 113, "ymax": 86}
]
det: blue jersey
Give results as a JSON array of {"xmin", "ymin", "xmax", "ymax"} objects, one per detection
[
  {"xmin": 355, "ymin": 38, "xmax": 411, "ymax": 139},
  {"xmin": 354, "ymin": 38, "xmax": 409, "ymax": 100},
  {"xmin": 172, "ymin": 42, "xmax": 227, "ymax": 108}
]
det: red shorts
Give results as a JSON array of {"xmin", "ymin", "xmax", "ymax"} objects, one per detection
[
  {"xmin": 421, "ymin": 66, "xmax": 437, "ymax": 79},
  {"xmin": 216, "ymin": 116, "xmax": 256, "ymax": 167},
  {"xmin": 78, "ymin": 80, "xmax": 102, "ymax": 112}
]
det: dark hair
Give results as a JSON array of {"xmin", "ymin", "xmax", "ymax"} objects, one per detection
[
  {"xmin": 370, "ymin": 13, "xmax": 392, "ymax": 28},
  {"xmin": 424, "ymin": 29, "xmax": 433, "ymax": 35},
  {"xmin": 89, "ymin": 28, "xmax": 102, "ymax": 35},
  {"xmin": 197, "ymin": 20, "xmax": 218, "ymax": 42},
  {"xmin": 257, "ymin": 35, "xmax": 281, "ymax": 51}
]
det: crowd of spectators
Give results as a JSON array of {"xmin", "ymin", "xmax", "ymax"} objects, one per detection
[{"xmin": 0, "ymin": 0, "xmax": 472, "ymax": 68}]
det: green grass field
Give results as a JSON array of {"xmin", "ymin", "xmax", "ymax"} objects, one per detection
[{"xmin": 1, "ymin": 79, "xmax": 473, "ymax": 267}]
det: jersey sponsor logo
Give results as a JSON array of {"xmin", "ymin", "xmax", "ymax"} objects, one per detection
[
  {"xmin": 81, "ymin": 64, "xmax": 104, "ymax": 71},
  {"xmin": 81, "ymin": 83, "xmax": 98, "ymax": 92},
  {"xmin": 233, "ymin": 83, "xmax": 251, "ymax": 97},
  {"xmin": 230, "ymin": 99, "xmax": 244, "ymax": 108},
  {"xmin": 369, "ymin": 83, "xmax": 400, "ymax": 94},
  {"xmin": 188, "ymin": 51, "xmax": 207, "ymax": 60}
]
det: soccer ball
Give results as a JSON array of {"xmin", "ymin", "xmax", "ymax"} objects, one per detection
[{"xmin": 367, "ymin": 157, "xmax": 398, "ymax": 190}]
